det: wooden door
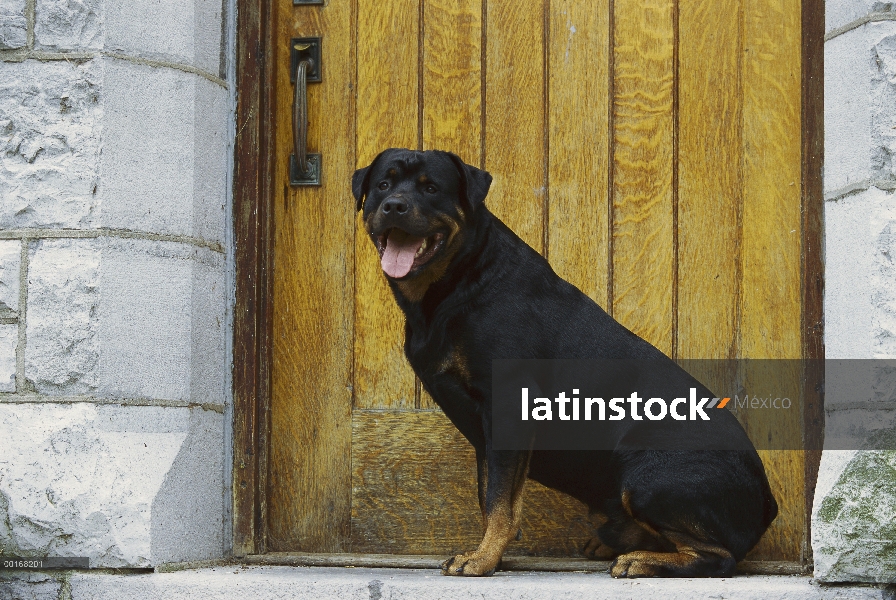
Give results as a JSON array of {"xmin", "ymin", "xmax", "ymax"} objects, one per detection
[{"xmin": 258, "ymin": 0, "xmax": 822, "ymax": 563}]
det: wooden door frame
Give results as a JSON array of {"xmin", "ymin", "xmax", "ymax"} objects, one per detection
[{"xmin": 231, "ymin": 0, "xmax": 825, "ymax": 560}]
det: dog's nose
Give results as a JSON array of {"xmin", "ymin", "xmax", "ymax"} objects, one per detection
[{"xmin": 381, "ymin": 197, "xmax": 409, "ymax": 215}]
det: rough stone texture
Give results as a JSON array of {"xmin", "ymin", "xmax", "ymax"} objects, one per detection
[
  {"xmin": 825, "ymin": 22, "xmax": 896, "ymax": 195},
  {"xmin": 34, "ymin": 0, "xmax": 103, "ymax": 51},
  {"xmin": 827, "ymin": 1, "xmax": 896, "ymax": 34},
  {"xmin": 0, "ymin": 572, "xmax": 62, "ymax": 600},
  {"xmin": 813, "ymin": 449, "xmax": 896, "ymax": 582},
  {"xmin": 25, "ymin": 239, "xmax": 99, "ymax": 395},
  {"xmin": 0, "ymin": 403, "xmax": 224, "ymax": 567},
  {"xmin": 0, "ymin": 58, "xmax": 227, "ymax": 245},
  {"xmin": 0, "ymin": 240, "xmax": 20, "ymax": 314},
  {"xmin": 0, "ymin": 0, "xmax": 26, "ymax": 50},
  {"xmin": 0, "ymin": 60, "xmax": 102, "ymax": 230},
  {"xmin": 33, "ymin": 0, "xmax": 223, "ymax": 75},
  {"xmin": 104, "ymin": 0, "xmax": 224, "ymax": 77},
  {"xmin": 100, "ymin": 59, "xmax": 228, "ymax": 246},
  {"xmin": 68, "ymin": 567, "xmax": 896, "ymax": 600},
  {"xmin": 24, "ymin": 237, "xmax": 226, "ymax": 404},
  {"xmin": 818, "ymin": 13, "xmax": 896, "ymax": 581},
  {"xmin": 0, "ymin": 324, "xmax": 16, "ymax": 393}
]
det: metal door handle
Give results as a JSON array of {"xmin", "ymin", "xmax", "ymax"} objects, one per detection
[{"xmin": 290, "ymin": 38, "xmax": 322, "ymax": 186}]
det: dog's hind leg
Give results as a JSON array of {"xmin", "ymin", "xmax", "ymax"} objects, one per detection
[
  {"xmin": 584, "ymin": 503, "xmax": 672, "ymax": 560},
  {"xmin": 607, "ymin": 490, "xmax": 736, "ymax": 577},
  {"xmin": 609, "ymin": 531, "xmax": 736, "ymax": 578}
]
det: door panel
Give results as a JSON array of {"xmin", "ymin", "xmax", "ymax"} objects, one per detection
[{"xmin": 269, "ymin": 0, "xmax": 809, "ymax": 561}]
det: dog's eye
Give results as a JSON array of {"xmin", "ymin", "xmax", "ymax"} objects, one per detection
[
  {"xmin": 377, "ymin": 181, "xmax": 389, "ymax": 191},
  {"xmin": 425, "ymin": 184, "xmax": 437, "ymax": 194}
]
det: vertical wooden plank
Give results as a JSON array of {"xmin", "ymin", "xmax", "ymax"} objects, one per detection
[
  {"xmin": 611, "ymin": 0, "xmax": 675, "ymax": 355},
  {"xmin": 422, "ymin": 0, "xmax": 482, "ymax": 161},
  {"xmin": 485, "ymin": 0, "xmax": 546, "ymax": 252},
  {"xmin": 354, "ymin": 0, "xmax": 420, "ymax": 409},
  {"xmin": 418, "ymin": 0, "xmax": 482, "ymax": 410},
  {"xmin": 232, "ymin": 0, "xmax": 270, "ymax": 557},
  {"xmin": 675, "ymin": 0, "xmax": 740, "ymax": 411},
  {"xmin": 267, "ymin": 0, "xmax": 355, "ymax": 551},
  {"xmin": 547, "ymin": 0, "xmax": 610, "ymax": 306},
  {"xmin": 741, "ymin": 0, "xmax": 803, "ymax": 561},
  {"xmin": 677, "ymin": 0, "xmax": 740, "ymax": 363}
]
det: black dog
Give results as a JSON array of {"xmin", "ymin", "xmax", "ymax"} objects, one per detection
[{"xmin": 351, "ymin": 148, "xmax": 777, "ymax": 578}]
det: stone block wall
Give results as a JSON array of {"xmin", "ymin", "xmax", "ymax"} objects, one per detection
[
  {"xmin": 813, "ymin": 1, "xmax": 896, "ymax": 583},
  {"xmin": 0, "ymin": 0, "xmax": 233, "ymax": 581}
]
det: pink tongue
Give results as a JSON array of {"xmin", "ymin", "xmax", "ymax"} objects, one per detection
[{"xmin": 381, "ymin": 230, "xmax": 425, "ymax": 278}]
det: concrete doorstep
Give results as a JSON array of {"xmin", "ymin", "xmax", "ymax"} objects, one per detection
[{"xmin": 57, "ymin": 566, "xmax": 896, "ymax": 600}]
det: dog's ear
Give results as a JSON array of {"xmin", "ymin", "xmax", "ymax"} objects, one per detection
[
  {"xmin": 353, "ymin": 149, "xmax": 402, "ymax": 211},
  {"xmin": 447, "ymin": 153, "xmax": 492, "ymax": 210},
  {"xmin": 351, "ymin": 164, "xmax": 373, "ymax": 212}
]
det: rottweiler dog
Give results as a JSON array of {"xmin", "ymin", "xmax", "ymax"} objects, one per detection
[{"xmin": 351, "ymin": 148, "xmax": 778, "ymax": 578}]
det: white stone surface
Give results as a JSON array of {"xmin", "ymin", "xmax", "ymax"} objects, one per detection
[
  {"xmin": 0, "ymin": 0, "xmax": 26, "ymax": 50},
  {"xmin": 824, "ymin": 188, "xmax": 896, "ymax": 359},
  {"xmin": 0, "ymin": 403, "xmax": 223, "ymax": 567},
  {"xmin": 34, "ymin": 0, "xmax": 103, "ymax": 50},
  {"xmin": 0, "ymin": 58, "xmax": 227, "ymax": 245},
  {"xmin": 0, "ymin": 60, "xmax": 102, "ymax": 230},
  {"xmin": 825, "ymin": 22, "xmax": 896, "ymax": 195},
  {"xmin": 25, "ymin": 239, "xmax": 100, "ymax": 395},
  {"xmin": 33, "ymin": 0, "xmax": 223, "ymax": 75},
  {"xmin": 827, "ymin": 1, "xmax": 896, "ymax": 34},
  {"xmin": 0, "ymin": 324, "xmax": 16, "ymax": 393},
  {"xmin": 100, "ymin": 59, "xmax": 228, "ymax": 245},
  {"xmin": 825, "ymin": 196, "xmax": 874, "ymax": 359},
  {"xmin": 24, "ymin": 238, "xmax": 225, "ymax": 404},
  {"xmin": 0, "ymin": 572, "xmax": 62, "ymax": 600},
  {"xmin": 0, "ymin": 240, "xmax": 20, "ymax": 314},
  {"xmin": 68, "ymin": 567, "xmax": 893, "ymax": 600},
  {"xmin": 105, "ymin": 0, "xmax": 224, "ymax": 77},
  {"xmin": 97, "ymin": 238, "xmax": 226, "ymax": 404}
]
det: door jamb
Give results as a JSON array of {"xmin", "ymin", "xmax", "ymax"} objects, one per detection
[{"xmin": 232, "ymin": 0, "xmax": 274, "ymax": 557}]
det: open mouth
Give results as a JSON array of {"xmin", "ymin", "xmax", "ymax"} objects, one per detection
[{"xmin": 375, "ymin": 228, "xmax": 445, "ymax": 279}]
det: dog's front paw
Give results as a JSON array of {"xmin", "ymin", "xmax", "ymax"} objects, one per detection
[{"xmin": 441, "ymin": 552, "xmax": 498, "ymax": 576}]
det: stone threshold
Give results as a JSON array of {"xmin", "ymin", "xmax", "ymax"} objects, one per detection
[
  {"xmin": 68, "ymin": 565, "xmax": 894, "ymax": 599},
  {"xmin": 237, "ymin": 552, "xmax": 807, "ymax": 575}
]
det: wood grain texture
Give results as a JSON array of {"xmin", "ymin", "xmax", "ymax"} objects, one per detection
[
  {"xmin": 484, "ymin": 0, "xmax": 546, "ymax": 252},
  {"xmin": 419, "ymin": 0, "xmax": 483, "ymax": 411},
  {"xmin": 422, "ymin": 0, "xmax": 482, "ymax": 160},
  {"xmin": 232, "ymin": 0, "xmax": 272, "ymax": 557},
  {"xmin": 740, "ymin": 0, "xmax": 804, "ymax": 562},
  {"xmin": 610, "ymin": 0, "xmax": 675, "ymax": 354},
  {"xmin": 353, "ymin": 0, "xmax": 420, "ymax": 410},
  {"xmin": 267, "ymin": 0, "xmax": 355, "ymax": 551},
  {"xmin": 677, "ymin": 0, "xmax": 740, "ymax": 362},
  {"xmin": 351, "ymin": 411, "xmax": 592, "ymax": 556},
  {"xmin": 547, "ymin": 0, "xmax": 610, "ymax": 306}
]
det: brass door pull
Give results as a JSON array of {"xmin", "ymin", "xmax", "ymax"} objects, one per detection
[{"xmin": 290, "ymin": 37, "xmax": 322, "ymax": 186}]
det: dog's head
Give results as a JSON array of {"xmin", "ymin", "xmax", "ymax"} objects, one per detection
[{"xmin": 352, "ymin": 148, "xmax": 492, "ymax": 298}]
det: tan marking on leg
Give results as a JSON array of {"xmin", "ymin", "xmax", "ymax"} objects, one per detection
[
  {"xmin": 442, "ymin": 453, "xmax": 531, "ymax": 577},
  {"xmin": 610, "ymin": 530, "xmax": 734, "ymax": 578}
]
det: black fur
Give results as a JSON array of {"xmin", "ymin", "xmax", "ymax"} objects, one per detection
[{"xmin": 353, "ymin": 148, "xmax": 778, "ymax": 577}]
